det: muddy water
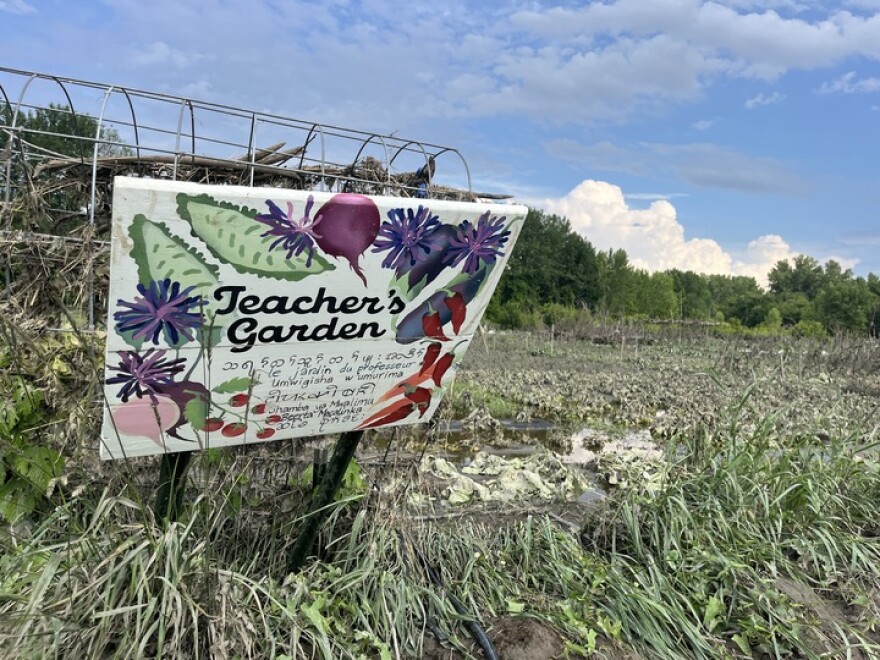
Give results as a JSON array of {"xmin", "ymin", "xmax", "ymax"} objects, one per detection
[{"xmin": 361, "ymin": 419, "xmax": 669, "ymax": 511}]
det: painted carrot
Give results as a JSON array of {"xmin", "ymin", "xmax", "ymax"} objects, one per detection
[
  {"xmin": 446, "ymin": 292, "xmax": 466, "ymax": 334},
  {"xmin": 374, "ymin": 364, "xmax": 436, "ymax": 404},
  {"xmin": 358, "ymin": 401, "xmax": 416, "ymax": 429},
  {"xmin": 419, "ymin": 342, "xmax": 443, "ymax": 375}
]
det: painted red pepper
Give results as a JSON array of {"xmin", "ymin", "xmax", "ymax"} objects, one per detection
[
  {"xmin": 432, "ymin": 352, "xmax": 455, "ymax": 387},
  {"xmin": 422, "ymin": 311, "xmax": 449, "ymax": 341},
  {"xmin": 419, "ymin": 342, "xmax": 443, "ymax": 375},
  {"xmin": 445, "ymin": 292, "xmax": 467, "ymax": 334},
  {"xmin": 358, "ymin": 401, "xmax": 416, "ymax": 429},
  {"xmin": 404, "ymin": 385, "xmax": 432, "ymax": 410}
]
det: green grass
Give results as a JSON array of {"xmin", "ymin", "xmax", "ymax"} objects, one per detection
[
  {"xmin": 2, "ymin": 403, "xmax": 879, "ymax": 658},
  {"xmin": 2, "ymin": 327, "xmax": 880, "ymax": 658},
  {"xmin": 445, "ymin": 378, "xmax": 524, "ymax": 419}
]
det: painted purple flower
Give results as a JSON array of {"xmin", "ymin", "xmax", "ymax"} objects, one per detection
[
  {"xmin": 256, "ymin": 196, "xmax": 322, "ymax": 266},
  {"xmin": 372, "ymin": 205, "xmax": 441, "ymax": 275},
  {"xmin": 445, "ymin": 212, "xmax": 511, "ymax": 274},
  {"xmin": 114, "ymin": 279, "xmax": 202, "ymax": 345},
  {"xmin": 105, "ymin": 349, "xmax": 186, "ymax": 402}
]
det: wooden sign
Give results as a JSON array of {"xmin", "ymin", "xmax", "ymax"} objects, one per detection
[{"xmin": 101, "ymin": 178, "xmax": 526, "ymax": 459}]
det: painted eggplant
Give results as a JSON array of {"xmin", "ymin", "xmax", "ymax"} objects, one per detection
[
  {"xmin": 395, "ymin": 265, "xmax": 490, "ymax": 343},
  {"xmin": 405, "ymin": 224, "xmax": 457, "ymax": 290}
]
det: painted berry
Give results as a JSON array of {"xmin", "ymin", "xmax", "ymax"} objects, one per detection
[
  {"xmin": 251, "ymin": 403, "xmax": 266, "ymax": 414},
  {"xmin": 221, "ymin": 422, "xmax": 247, "ymax": 437},
  {"xmin": 266, "ymin": 414, "xmax": 282, "ymax": 424},
  {"xmin": 230, "ymin": 394, "xmax": 250, "ymax": 407},
  {"xmin": 203, "ymin": 418, "xmax": 224, "ymax": 432},
  {"xmin": 256, "ymin": 428, "xmax": 276, "ymax": 439}
]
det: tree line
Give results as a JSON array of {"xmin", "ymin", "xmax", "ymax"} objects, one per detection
[{"xmin": 488, "ymin": 208, "xmax": 880, "ymax": 336}]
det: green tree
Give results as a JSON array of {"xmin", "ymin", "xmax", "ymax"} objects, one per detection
[
  {"xmin": 706, "ymin": 275, "xmax": 768, "ymax": 327},
  {"xmin": 814, "ymin": 278, "xmax": 871, "ymax": 334},
  {"xmin": 761, "ymin": 307, "xmax": 783, "ymax": 333},
  {"xmin": 1, "ymin": 103, "xmax": 127, "ymax": 159},
  {"xmin": 597, "ymin": 248, "xmax": 635, "ymax": 316},
  {"xmin": 773, "ymin": 292, "xmax": 813, "ymax": 326},
  {"xmin": 669, "ymin": 269, "xmax": 714, "ymax": 319},
  {"xmin": 768, "ymin": 255, "xmax": 824, "ymax": 299},
  {"xmin": 490, "ymin": 208, "xmax": 600, "ymax": 325},
  {"xmin": 632, "ymin": 271, "xmax": 677, "ymax": 318},
  {"xmin": 2, "ymin": 104, "xmax": 129, "ymax": 230}
]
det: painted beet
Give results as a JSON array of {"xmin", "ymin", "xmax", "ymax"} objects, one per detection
[{"xmin": 313, "ymin": 194, "xmax": 380, "ymax": 285}]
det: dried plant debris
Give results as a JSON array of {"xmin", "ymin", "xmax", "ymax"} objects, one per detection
[{"xmin": 419, "ymin": 451, "xmax": 594, "ymax": 505}]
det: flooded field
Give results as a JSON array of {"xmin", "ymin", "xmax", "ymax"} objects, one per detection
[{"xmin": 360, "ymin": 328, "xmax": 879, "ymax": 516}]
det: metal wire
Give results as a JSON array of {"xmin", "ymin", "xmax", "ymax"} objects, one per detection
[{"xmin": 0, "ymin": 65, "xmax": 493, "ymax": 328}]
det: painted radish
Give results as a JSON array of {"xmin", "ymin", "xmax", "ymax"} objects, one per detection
[{"xmin": 111, "ymin": 395, "xmax": 180, "ymax": 446}]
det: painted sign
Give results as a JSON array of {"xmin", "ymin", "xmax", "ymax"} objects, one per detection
[{"xmin": 101, "ymin": 177, "xmax": 526, "ymax": 459}]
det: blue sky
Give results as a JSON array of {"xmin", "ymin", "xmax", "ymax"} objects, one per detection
[{"xmin": 2, "ymin": 0, "xmax": 879, "ymax": 283}]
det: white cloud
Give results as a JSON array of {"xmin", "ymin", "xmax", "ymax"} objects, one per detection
[
  {"xmin": 720, "ymin": 0, "xmax": 809, "ymax": 11},
  {"xmin": 732, "ymin": 235, "xmax": 797, "ymax": 285},
  {"xmin": 846, "ymin": 0, "xmax": 880, "ymax": 11},
  {"xmin": 131, "ymin": 41, "xmax": 198, "ymax": 69},
  {"xmin": 509, "ymin": 1, "xmax": 880, "ymax": 79},
  {"xmin": 7, "ymin": 0, "xmax": 880, "ymax": 130},
  {"xmin": 625, "ymin": 192, "xmax": 690, "ymax": 200},
  {"xmin": 543, "ymin": 179, "xmax": 809, "ymax": 287},
  {"xmin": 745, "ymin": 90, "xmax": 786, "ymax": 108},
  {"xmin": 545, "ymin": 139, "xmax": 803, "ymax": 194},
  {"xmin": 0, "ymin": 0, "xmax": 34, "ymax": 13},
  {"xmin": 546, "ymin": 180, "xmax": 734, "ymax": 275},
  {"xmin": 542, "ymin": 179, "xmax": 860, "ymax": 287},
  {"xmin": 692, "ymin": 119, "xmax": 715, "ymax": 130},
  {"xmin": 818, "ymin": 71, "xmax": 880, "ymax": 93}
]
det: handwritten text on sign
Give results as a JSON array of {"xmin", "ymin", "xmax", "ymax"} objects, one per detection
[{"xmin": 101, "ymin": 178, "xmax": 525, "ymax": 459}]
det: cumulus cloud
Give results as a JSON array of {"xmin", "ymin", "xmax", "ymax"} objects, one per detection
[
  {"xmin": 732, "ymin": 235, "xmax": 797, "ymax": 284},
  {"xmin": 544, "ymin": 179, "xmax": 806, "ymax": 287},
  {"xmin": 545, "ymin": 180, "xmax": 733, "ymax": 274},
  {"xmin": 818, "ymin": 71, "xmax": 880, "ymax": 93},
  {"xmin": 745, "ymin": 90, "xmax": 786, "ymax": 108}
]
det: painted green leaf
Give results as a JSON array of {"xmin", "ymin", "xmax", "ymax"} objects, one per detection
[
  {"xmin": 212, "ymin": 377, "xmax": 253, "ymax": 394},
  {"xmin": 128, "ymin": 215, "xmax": 219, "ymax": 301},
  {"xmin": 176, "ymin": 193, "xmax": 334, "ymax": 280},
  {"xmin": 183, "ymin": 390, "xmax": 209, "ymax": 431}
]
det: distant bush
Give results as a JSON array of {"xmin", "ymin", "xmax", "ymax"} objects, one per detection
[
  {"xmin": 791, "ymin": 319, "xmax": 827, "ymax": 338},
  {"xmin": 487, "ymin": 301, "xmax": 543, "ymax": 330}
]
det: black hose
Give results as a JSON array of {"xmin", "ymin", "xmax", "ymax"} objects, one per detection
[
  {"xmin": 397, "ymin": 531, "xmax": 449, "ymax": 646},
  {"xmin": 409, "ymin": 538, "xmax": 499, "ymax": 660}
]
